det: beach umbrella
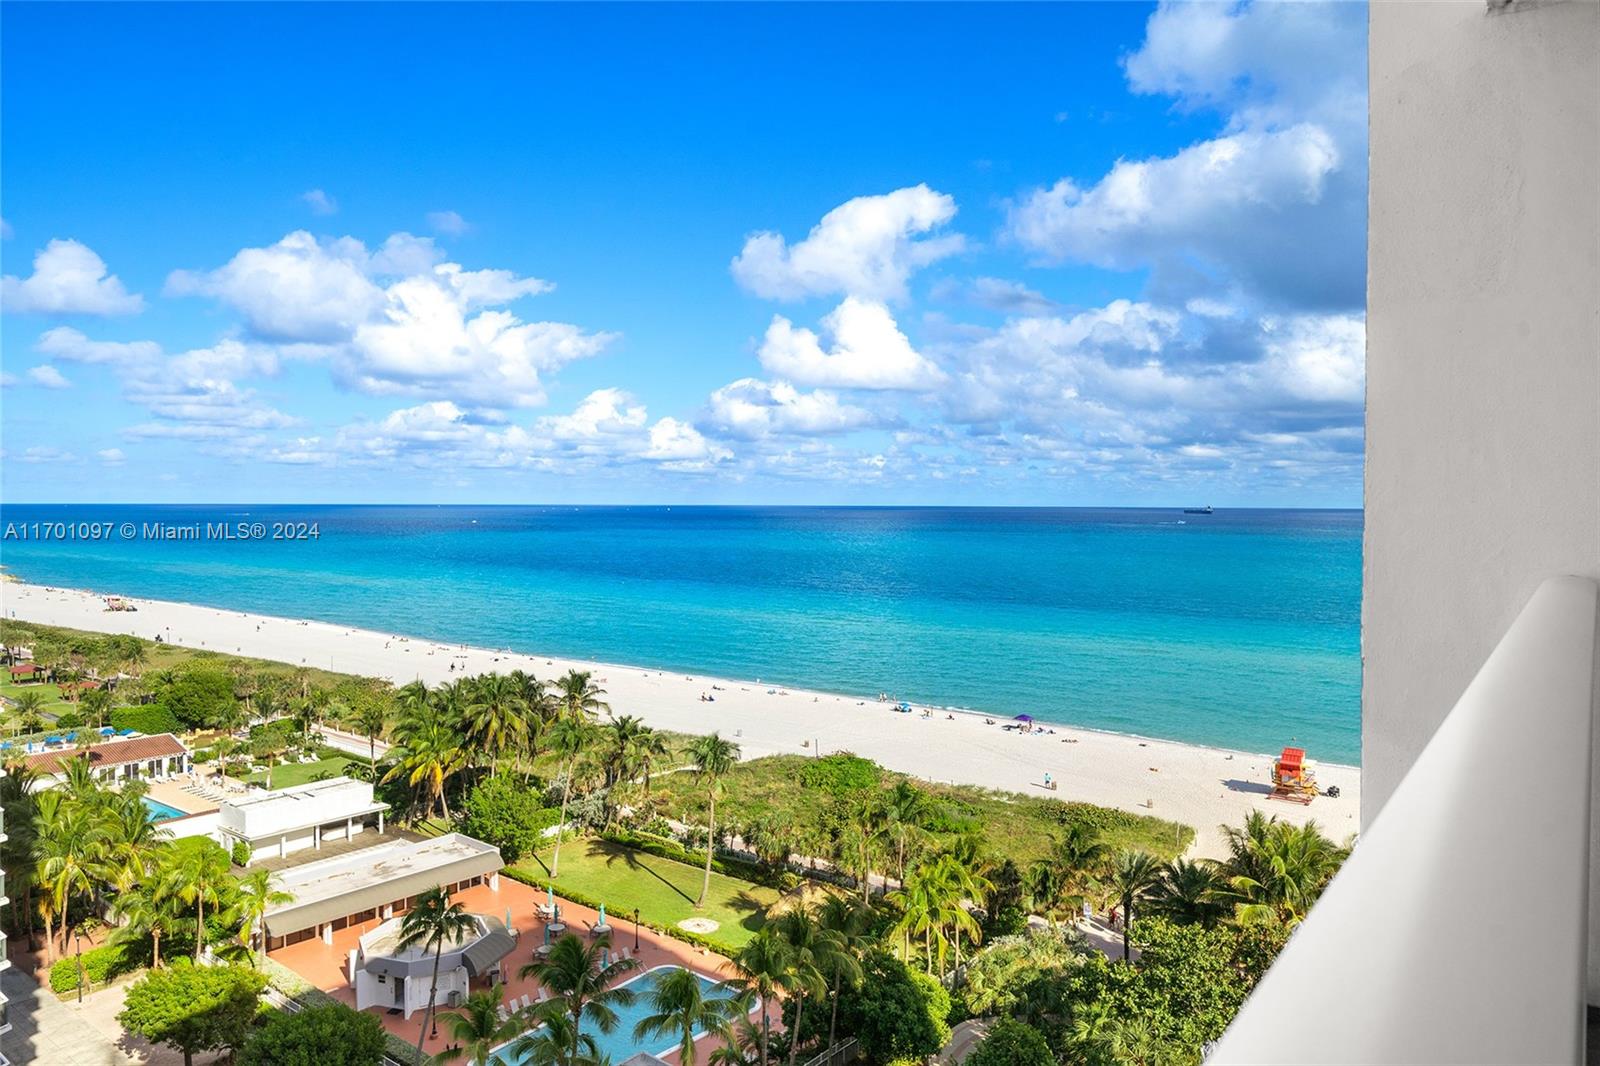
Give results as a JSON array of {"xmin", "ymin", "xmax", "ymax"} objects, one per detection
[
  {"xmin": 599, "ymin": 904, "xmax": 606, "ymax": 926},
  {"xmin": 1014, "ymin": 714, "xmax": 1034, "ymax": 723},
  {"xmin": 547, "ymin": 885, "xmax": 554, "ymax": 910},
  {"xmin": 100, "ymin": 726, "xmax": 114, "ymax": 735},
  {"xmin": 506, "ymin": 908, "xmax": 513, "ymax": 930}
]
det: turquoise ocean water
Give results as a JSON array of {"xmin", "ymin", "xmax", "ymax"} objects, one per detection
[{"xmin": 0, "ymin": 505, "xmax": 1361, "ymax": 763}]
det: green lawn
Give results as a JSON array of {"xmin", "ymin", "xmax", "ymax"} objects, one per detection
[
  {"xmin": 513, "ymin": 839, "xmax": 778, "ymax": 948},
  {"xmin": 244, "ymin": 755, "xmax": 359, "ymax": 789},
  {"xmin": 0, "ymin": 675, "xmax": 74, "ymax": 713}
]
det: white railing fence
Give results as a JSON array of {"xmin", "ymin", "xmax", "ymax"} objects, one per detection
[{"xmin": 1211, "ymin": 575, "xmax": 1598, "ymax": 1065}]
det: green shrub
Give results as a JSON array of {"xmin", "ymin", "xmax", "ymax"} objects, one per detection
[
  {"xmin": 798, "ymin": 752, "xmax": 882, "ymax": 795},
  {"xmin": 158, "ymin": 665, "xmax": 238, "ymax": 728},
  {"xmin": 238, "ymin": 1003, "xmax": 386, "ymax": 1066},
  {"xmin": 110, "ymin": 703, "xmax": 183, "ymax": 736},
  {"xmin": 231, "ymin": 841, "xmax": 252, "ymax": 867},
  {"xmin": 49, "ymin": 941, "xmax": 149, "ymax": 994},
  {"xmin": 54, "ymin": 710, "xmax": 85, "ymax": 729}
]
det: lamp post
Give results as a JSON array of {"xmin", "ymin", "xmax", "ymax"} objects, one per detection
[{"xmin": 633, "ymin": 908, "xmax": 640, "ymax": 951}]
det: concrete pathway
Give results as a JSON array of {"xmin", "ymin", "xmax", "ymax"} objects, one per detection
[{"xmin": 1, "ymin": 965, "xmax": 137, "ymax": 1066}]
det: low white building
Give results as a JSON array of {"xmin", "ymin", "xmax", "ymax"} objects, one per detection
[
  {"xmin": 262, "ymin": 833, "xmax": 504, "ymax": 951},
  {"xmin": 351, "ymin": 912, "xmax": 517, "ymax": 1018},
  {"xmin": 218, "ymin": 776, "xmax": 388, "ymax": 863},
  {"xmin": 20, "ymin": 732, "xmax": 191, "ymax": 788}
]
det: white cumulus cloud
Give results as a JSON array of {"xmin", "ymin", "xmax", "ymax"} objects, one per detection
[
  {"xmin": 2, "ymin": 239, "xmax": 144, "ymax": 316},
  {"xmin": 759, "ymin": 297, "xmax": 944, "ymax": 391},
  {"xmin": 26, "ymin": 365, "xmax": 71, "ymax": 389},
  {"xmin": 302, "ymin": 189, "xmax": 339, "ymax": 215},
  {"xmin": 705, "ymin": 378, "xmax": 878, "ymax": 440},
  {"xmin": 732, "ymin": 185, "xmax": 964, "ymax": 303}
]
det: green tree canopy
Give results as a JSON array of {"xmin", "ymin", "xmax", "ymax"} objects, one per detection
[
  {"xmin": 460, "ymin": 775, "xmax": 557, "ymax": 863},
  {"xmin": 964, "ymin": 1018, "xmax": 1055, "ymax": 1066},
  {"xmin": 117, "ymin": 960, "xmax": 266, "ymax": 1066},
  {"xmin": 837, "ymin": 951, "xmax": 950, "ymax": 1065},
  {"xmin": 238, "ymin": 1003, "xmax": 386, "ymax": 1066},
  {"xmin": 159, "ymin": 665, "xmax": 237, "ymax": 728}
]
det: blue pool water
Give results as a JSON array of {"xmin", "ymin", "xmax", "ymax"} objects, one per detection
[
  {"xmin": 492, "ymin": 965, "xmax": 735, "ymax": 1063},
  {"xmin": 0, "ymin": 504, "xmax": 1362, "ymax": 762},
  {"xmin": 141, "ymin": 796, "xmax": 185, "ymax": 822}
]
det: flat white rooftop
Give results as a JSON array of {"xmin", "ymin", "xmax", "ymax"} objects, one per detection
[
  {"xmin": 263, "ymin": 833, "xmax": 502, "ymax": 937},
  {"xmin": 219, "ymin": 775, "xmax": 387, "ymax": 840}
]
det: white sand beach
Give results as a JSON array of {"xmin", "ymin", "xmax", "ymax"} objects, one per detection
[{"xmin": 1, "ymin": 579, "xmax": 1360, "ymax": 858}]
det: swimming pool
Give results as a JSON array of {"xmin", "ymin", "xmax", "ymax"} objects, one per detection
[
  {"xmin": 491, "ymin": 965, "xmax": 740, "ymax": 1063},
  {"xmin": 141, "ymin": 796, "xmax": 186, "ymax": 822}
]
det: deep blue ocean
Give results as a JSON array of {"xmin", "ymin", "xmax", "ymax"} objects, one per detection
[{"xmin": 0, "ymin": 505, "xmax": 1362, "ymax": 763}]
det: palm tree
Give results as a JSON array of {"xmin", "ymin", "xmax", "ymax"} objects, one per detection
[
  {"xmin": 31, "ymin": 790, "xmax": 111, "ymax": 962},
  {"xmin": 398, "ymin": 886, "xmax": 480, "ymax": 1064},
  {"xmin": 634, "ymin": 967, "xmax": 742, "ymax": 1066},
  {"xmin": 815, "ymin": 895, "xmax": 868, "ymax": 1049},
  {"xmin": 556, "ymin": 670, "xmax": 609, "ymax": 719},
  {"xmin": 504, "ymin": 1007, "xmax": 606, "ymax": 1066},
  {"xmin": 352, "ymin": 700, "xmax": 389, "ymax": 779},
  {"xmin": 110, "ymin": 872, "xmax": 182, "ymax": 969},
  {"xmin": 602, "ymin": 715, "xmax": 647, "ymax": 791},
  {"xmin": 772, "ymin": 906, "xmax": 843, "ymax": 1066},
  {"xmin": 1147, "ymin": 859, "xmax": 1229, "ymax": 928},
  {"xmin": 926, "ymin": 850, "xmax": 989, "ymax": 972},
  {"xmin": 883, "ymin": 780, "xmax": 933, "ymax": 884},
  {"xmin": 1108, "ymin": 850, "xmax": 1164, "ymax": 962},
  {"xmin": 169, "ymin": 840, "xmax": 233, "ymax": 959},
  {"xmin": 250, "ymin": 729, "xmax": 289, "ymax": 790},
  {"xmin": 80, "ymin": 687, "xmax": 114, "ymax": 728},
  {"xmin": 734, "ymin": 928, "xmax": 791, "ymax": 1066},
  {"xmin": 547, "ymin": 715, "xmax": 594, "ymax": 878},
  {"xmin": 519, "ymin": 932, "xmax": 639, "ymax": 1065},
  {"xmin": 234, "ymin": 867, "xmax": 292, "ymax": 966},
  {"xmin": 888, "ymin": 863, "xmax": 941, "ymax": 972},
  {"xmin": 433, "ymin": 984, "xmax": 519, "ymax": 1065},
  {"xmin": 1219, "ymin": 816, "xmax": 1344, "ymax": 926},
  {"xmin": 384, "ymin": 710, "xmax": 469, "ymax": 823},
  {"xmin": 686, "ymin": 733, "xmax": 740, "ymax": 908},
  {"xmin": 463, "ymin": 674, "xmax": 528, "ymax": 778}
]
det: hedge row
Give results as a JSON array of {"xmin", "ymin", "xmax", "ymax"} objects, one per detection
[
  {"xmin": 500, "ymin": 865, "xmax": 743, "ymax": 960},
  {"xmin": 49, "ymin": 940, "xmax": 149, "ymax": 994}
]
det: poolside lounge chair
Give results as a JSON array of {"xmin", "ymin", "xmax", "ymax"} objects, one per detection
[{"xmin": 520, "ymin": 994, "xmax": 532, "ymax": 1010}]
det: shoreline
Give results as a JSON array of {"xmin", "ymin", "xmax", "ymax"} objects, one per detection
[{"xmin": 0, "ymin": 578, "xmax": 1361, "ymax": 858}]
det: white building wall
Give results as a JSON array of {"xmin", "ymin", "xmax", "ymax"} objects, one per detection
[{"xmin": 1365, "ymin": 0, "xmax": 1599, "ymax": 997}]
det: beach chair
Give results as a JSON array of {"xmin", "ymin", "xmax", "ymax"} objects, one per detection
[
  {"xmin": 519, "ymin": 994, "xmax": 532, "ymax": 1010},
  {"xmin": 497, "ymin": 1004, "xmax": 510, "ymax": 1023}
]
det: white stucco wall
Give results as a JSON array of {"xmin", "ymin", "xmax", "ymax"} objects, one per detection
[{"xmin": 1366, "ymin": 0, "xmax": 1599, "ymax": 994}]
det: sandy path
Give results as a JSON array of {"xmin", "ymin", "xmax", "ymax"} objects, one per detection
[{"xmin": 0, "ymin": 580, "xmax": 1360, "ymax": 858}]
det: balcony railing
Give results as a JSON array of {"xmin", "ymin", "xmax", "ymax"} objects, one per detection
[{"xmin": 1211, "ymin": 575, "xmax": 1598, "ymax": 1065}]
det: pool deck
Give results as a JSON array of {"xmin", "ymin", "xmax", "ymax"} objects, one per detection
[
  {"xmin": 144, "ymin": 776, "xmax": 220, "ymax": 816},
  {"xmin": 269, "ymin": 876, "xmax": 775, "ymax": 1063}
]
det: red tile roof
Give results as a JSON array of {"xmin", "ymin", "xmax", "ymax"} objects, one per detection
[
  {"xmin": 22, "ymin": 732, "xmax": 189, "ymax": 775},
  {"xmin": 8, "ymin": 663, "xmax": 40, "ymax": 675}
]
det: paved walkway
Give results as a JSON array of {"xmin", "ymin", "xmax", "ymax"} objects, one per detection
[{"xmin": 1, "ymin": 964, "xmax": 136, "ymax": 1066}]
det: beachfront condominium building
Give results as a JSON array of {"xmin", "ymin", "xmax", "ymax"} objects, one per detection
[{"xmin": 1212, "ymin": 2, "xmax": 1599, "ymax": 1063}]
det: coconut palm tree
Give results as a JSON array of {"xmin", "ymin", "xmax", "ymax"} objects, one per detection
[
  {"xmin": 80, "ymin": 687, "xmax": 114, "ymax": 728},
  {"xmin": 104, "ymin": 790, "xmax": 171, "ymax": 891},
  {"xmin": 384, "ymin": 710, "xmax": 470, "ymax": 823},
  {"xmin": 433, "ymin": 984, "xmax": 520, "ymax": 1065},
  {"xmin": 463, "ymin": 674, "xmax": 528, "ymax": 778},
  {"xmin": 734, "ymin": 928, "xmax": 791, "ymax": 1066},
  {"xmin": 926, "ymin": 850, "xmax": 990, "ymax": 972},
  {"xmin": 630, "ymin": 726, "xmax": 672, "ymax": 800},
  {"xmin": 110, "ymin": 872, "xmax": 183, "ymax": 969},
  {"xmin": 352, "ymin": 700, "xmax": 389, "ymax": 779},
  {"xmin": 31, "ymin": 789, "xmax": 111, "ymax": 962},
  {"xmin": 634, "ymin": 967, "xmax": 743, "ymax": 1066},
  {"xmin": 546, "ymin": 715, "xmax": 594, "ymax": 878},
  {"xmin": 519, "ymin": 931, "xmax": 639, "ymax": 1066},
  {"xmin": 234, "ymin": 867, "xmax": 292, "ymax": 966},
  {"xmin": 504, "ymin": 1007, "xmax": 607, "ymax": 1066},
  {"xmin": 1108, "ymin": 850, "xmax": 1164, "ymax": 962},
  {"xmin": 815, "ymin": 895, "xmax": 868, "ymax": 1049},
  {"xmin": 398, "ymin": 886, "xmax": 480, "ymax": 1064},
  {"xmin": 883, "ymin": 780, "xmax": 933, "ymax": 884},
  {"xmin": 686, "ymin": 733, "xmax": 740, "ymax": 908},
  {"xmin": 169, "ymin": 839, "xmax": 234, "ymax": 959},
  {"xmin": 1219, "ymin": 816, "xmax": 1344, "ymax": 926},
  {"xmin": 1147, "ymin": 859, "xmax": 1230, "ymax": 928},
  {"xmin": 772, "ymin": 906, "xmax": 843, "ymax": 1066},
  {"xmin": 555, "ymin": 670, "xmax": 609, "ymax": 720}
]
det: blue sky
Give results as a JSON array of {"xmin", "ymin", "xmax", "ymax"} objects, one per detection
[{"xmin": 0, "ymin": 2, "xmax": 1367, "ymax": 506}]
